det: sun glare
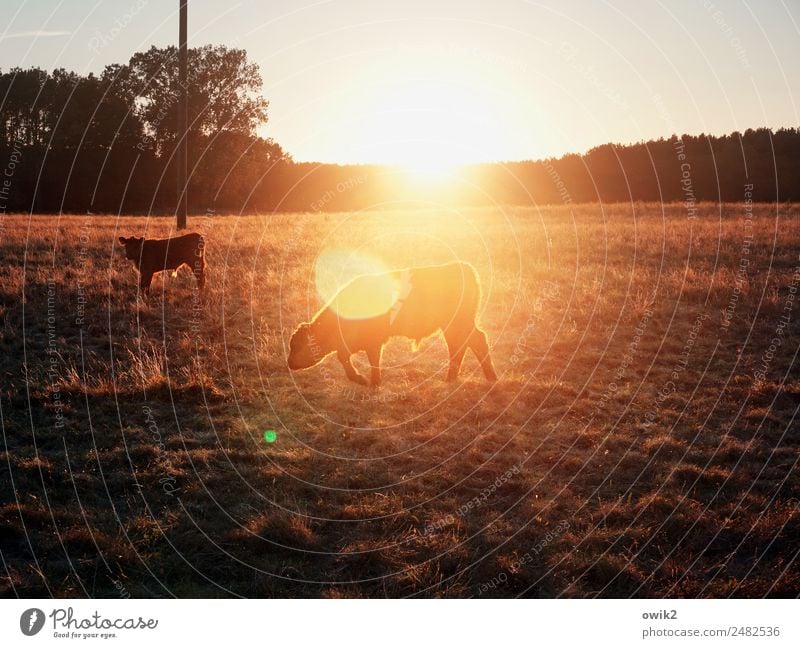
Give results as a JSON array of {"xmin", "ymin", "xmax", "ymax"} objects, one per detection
[
  {"xmin": 400, "ymin": 153, "xmax": 460, "ymax": 183},
  {"xmin": 356, "ymin": 75, "xmax": 506, "ymax": 175},
  {"xmin": 314, "ymin": 249, "xmax": 400, "ymax": 320}
]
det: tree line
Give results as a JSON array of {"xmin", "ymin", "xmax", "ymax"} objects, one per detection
[{"xmin": 1, "ymin": 46, "xmax": 798, "ymax": 215}]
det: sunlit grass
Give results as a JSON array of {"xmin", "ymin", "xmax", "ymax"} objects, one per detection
[{"xmin": 1, "ymin": 203, "xmax": 798, "ymax": 597}]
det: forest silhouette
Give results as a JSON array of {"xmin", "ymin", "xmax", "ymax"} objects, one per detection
[{"xmin": 1, "ymin": 46, "xmax": 798, "ymax": 214}]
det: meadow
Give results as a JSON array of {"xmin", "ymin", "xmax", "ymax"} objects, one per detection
[{"xmin": 1, "ymin": 203, "xmax": 798, "ymax": 598}]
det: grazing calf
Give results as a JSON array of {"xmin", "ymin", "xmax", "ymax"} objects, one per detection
[
  {"xmin": 288, "ymin": 261, "xmax": 497, "ymax": 385},
  {"xmin": 118, "ymin": 232, "xmax": 206, "ymax": 295}
]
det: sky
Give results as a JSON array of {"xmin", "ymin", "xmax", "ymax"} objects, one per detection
[{"xmin": 2, "ymin": 0, "xmax": 799, "ymax": 166}]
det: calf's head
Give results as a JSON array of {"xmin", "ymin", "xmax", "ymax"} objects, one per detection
[
  {"xmin": 118, "ymin": 236, "xmax": 144, "ymax": 262},
  {"xmin": 288, "ymin": 322, "xmax": 330, "ymax": 370}
]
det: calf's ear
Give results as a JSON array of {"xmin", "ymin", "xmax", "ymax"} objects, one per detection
[{"xmin": 118, "ymin": 237, "xmax": 127, "ymax": 245}]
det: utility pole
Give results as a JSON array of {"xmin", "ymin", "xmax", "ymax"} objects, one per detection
[{"xmin": 177, "ymin": 0, "xmax": 188, "ymax": 229}]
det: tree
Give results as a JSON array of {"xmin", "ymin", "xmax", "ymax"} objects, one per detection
[{"xmin": 107, "ymin": 45, "xmax": 269, "ymax": 156}]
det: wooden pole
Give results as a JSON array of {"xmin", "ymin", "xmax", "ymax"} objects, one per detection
[{"xmin": 177, "ymin": 0, "xmax": 188, "ymax": 229}]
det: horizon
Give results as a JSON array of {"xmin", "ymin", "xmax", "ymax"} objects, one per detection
[
  {"xmin": 3, "ymin": 0, "xmax": 799, "ymax": 169},
  {"xmin": 283, "ymin": 124, "xmax": 792, "ymax": 167}
]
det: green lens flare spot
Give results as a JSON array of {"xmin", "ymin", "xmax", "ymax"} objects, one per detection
[{"xmin": 263, "ymin": 430, "xmax": 277, "ymax": 443}]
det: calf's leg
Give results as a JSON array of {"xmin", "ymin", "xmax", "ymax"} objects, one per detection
[
  {"xmin": 444, "ymin": 328, "xmax": 469, "ymax": 382},
  {"xmin": 468, "ymin": 327, "xmax": 498, "ymax": 381},
  {"xmin": 337, "ymin": 349, "xmax": 368, "ymax": 386},
  {"xmin": 139, "ymin": 271, "xmax": 154, "ymax": 296},
  {"xmin": 365, "ymin": 345, "xmax": 383, "ymax": 386}
]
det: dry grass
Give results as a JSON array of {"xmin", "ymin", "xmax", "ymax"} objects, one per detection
[{"xmin": 1, "ymin": 203, "xmax": 798, "ymax": 598}]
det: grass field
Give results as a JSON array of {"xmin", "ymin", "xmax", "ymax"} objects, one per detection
[{"xmin": 1, "ymin": 203, "xmax": 799, "ymax": 598}]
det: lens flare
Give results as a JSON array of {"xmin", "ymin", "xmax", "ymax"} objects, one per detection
[{"xmin": 314, "ymin": 249, "xmax": 400, "ymax": 320}]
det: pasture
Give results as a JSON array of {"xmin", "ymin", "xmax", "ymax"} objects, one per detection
[{"xmin": 1, "ymin": 203, "xmax": 798, "ymax": 597}]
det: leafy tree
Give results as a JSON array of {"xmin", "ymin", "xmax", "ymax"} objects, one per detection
[{"xmin": 107, "ymin": 45, "xmax": 269, "ymax": 156}]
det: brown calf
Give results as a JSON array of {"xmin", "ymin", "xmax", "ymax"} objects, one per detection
[
  {"xmin": 119, "ymin": 232, "xmax": 206, "ymax": 295},
  {"xmin": 288, "ymin": 261, "xmax": 497, "ymax": 385}
]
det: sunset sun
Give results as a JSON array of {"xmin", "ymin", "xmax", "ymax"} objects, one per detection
[{"xmin": 353, "ymin": 67, "xmax": 509, "ymax": 172}]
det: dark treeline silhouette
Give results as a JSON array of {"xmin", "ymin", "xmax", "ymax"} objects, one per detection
[
  {"xmin": 0, "ymin": 46, "xmax": 288, "ymax": 214},
  {"xmin": 1, "ymin": 46, "xmax": 798, "ymax": 215},
  {"xmin": 286, "ymin": 127, "xmax": 800, "ymax": 211}
]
